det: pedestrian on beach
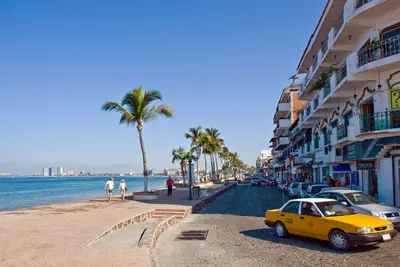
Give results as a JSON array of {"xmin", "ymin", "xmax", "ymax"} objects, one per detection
[
  {"xmin": 104, "ymin": 177, "xmax": 114, "ymax": 202},
  {"xmin": 166, "ymin": 176, "xmax": 174, "ymax": 196},
  {"xmin": 119, "ymin": 179, "xmax": 128, "ymax": 200}
]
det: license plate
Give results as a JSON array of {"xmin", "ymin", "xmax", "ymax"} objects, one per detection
[{"xmin": 382, "ymin": 234, "xmax": 391, "ymax": 241}]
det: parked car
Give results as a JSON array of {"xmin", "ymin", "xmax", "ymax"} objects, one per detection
[
  {"xmin": 320, "ymin": 187, "xmax": 349, "ymax": 193},
  {"xmin": 314, "ymin": 190, "xmax": 400, "ymax": 228},
  {"xmin": 287, "ymin": 182, "xmax": 300, "ymax": 198},
  {"xmin": 306, "ymin": 184, "xmax": 330, "ymax": 198},
  {"xmin": 283, "ymin": 182, "xmax": 292, "ymax": 194},
  {"xmin": 267, "ymin": 178, "xmax": 278, "ymax": 186},
  {"xmin": 265, "ymin": 198, "xmax": 397, "ymax": 251},
  {"xmin": 251, "ymin": 177, "xmax": 262, "ymax": 186},
  {"xmin": 278, "ymin": 180, "xmax": 287, "ymax": 192},
  {"xmin": 297, "ymin": 182, "xmax": 314, "ymax": 198}
]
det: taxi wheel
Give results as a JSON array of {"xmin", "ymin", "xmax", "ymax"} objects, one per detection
[
  {"xmin": 274, "ymin": 222, "xmax": 288, "ymax": 238},
  {"xmin": 329, "ymin": 230, "xmax": 350, "ymax": 251}
]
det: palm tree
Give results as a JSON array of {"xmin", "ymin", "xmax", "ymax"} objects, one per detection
[
  {"xmin": 102, "ymin": 86, "xmax": 173, "ymax": 192},
  {"xmin": 205, "ymin": 128, "xmax": 224, "ymax": 178},
  {"xmin": 172, "ymin": 147, "xmax": 189, "ymax": 185},
  {"xmin": 289, "ymin": 74, "xmax": 298, "ymax": 85},
  {"xmin": 185, "ymin": 126, "xmax": 203, "ymax": 182}
]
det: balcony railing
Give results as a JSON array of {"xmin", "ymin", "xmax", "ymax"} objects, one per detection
[
  {"xmin": 360, "ymin": 111, "xmax": 400, "ymax": 133},
  {"xmin": 356, "ymin": 0, "xmax": 372, "ymax": 9},
  {"xmin": 337, "ymin": 124, "xmax": 348, "ymax": 140},
  {"xmin": 313, "ymin": 97, "xmax": 319, "ymax": 110},
  {"xmin": 306, "ymin": 143, "xmax": 311, "ymax": 152},
  {"xmin": 323, "ymin": 80, "xmax": 331, "ymax": 98},
  {"xmin": 333, "ymin": 12, "xmax": 344, "ymax": 37},
  {"xmin": 314, "ymin": 137, "xmax": 320, "ymax": 150},
  {"xmin": 312, "ymin": 56, "xmax": 318, "ymax": 72},
  {"xmin": 305, "ymin": 105, "xmax": 311, "ymax": 118},
  {"xmin": 358, "ymin": 34, "xmax": 400, "ymax": 67},
  {"xmin": 336, "ymin": 63, "xmax": 347, "ymax": 86},
  {"xmin": 321, "ymin": 40, "xmax": 328, "ymax": 57}
]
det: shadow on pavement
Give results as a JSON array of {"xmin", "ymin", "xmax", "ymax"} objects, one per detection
[{"xmin": 240, "ymin": 228, "xmax": 379, "ymax": 254}]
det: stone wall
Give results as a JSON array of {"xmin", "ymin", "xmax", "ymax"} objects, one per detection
[
  {"xmin": 191, "ymin": 182, "xmax": 237, "ymax": 214},
  {"xmin": 85, "ymin": 209, "xmax": 155, "ymax": 246}
]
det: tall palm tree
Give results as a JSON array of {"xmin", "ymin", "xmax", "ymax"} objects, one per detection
[
  {"xmin": 289, "ymin": 74, "xmax": 299, "ymax": 85},
  {"xmin": 205, "ymin": 128, "xmax": 224, "ymax": 178},
  {"xmin": 102, "ymin": 86, "xmax": 173, "ymax": 192},
  {"xmin": 199, "ymin": 134, "xmax": 211, "ymax": 181},
  {"xmin": 172, "ymin": 147, "xmax": 189, "ymax": 185},
  {"xmin": 185, "ymin": 126, "xmax": 203, "ymax": 182}
]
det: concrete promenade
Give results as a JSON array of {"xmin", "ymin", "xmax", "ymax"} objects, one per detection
[{"xmin": 0, "ymin": 183, "xmax": 229, "ymax": 267}]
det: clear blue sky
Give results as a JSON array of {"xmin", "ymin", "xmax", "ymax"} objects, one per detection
[{"xmin": 0, "ymin": 0, "xmax": 326, "ymax": 174}]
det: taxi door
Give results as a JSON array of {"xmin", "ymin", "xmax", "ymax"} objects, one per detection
[
  {"xmin": 297, "ymin": 201, "xmax": 329, "ymax": 240},
  {"xmin": 280, "ymin": 201, "xmax": 302, "ymax": 235}
]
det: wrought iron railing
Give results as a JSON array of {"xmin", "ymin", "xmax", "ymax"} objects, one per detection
[
  {"xmin": 306, "ymin": 142, "xmax": 311, "ymax": 152},
  {"xmin": 358, "ymin": 34, "xmax": 400, "ymax": 67},
  {"xmin": 321, "ymin": 40, "xmax": 328, "ymax": 57},
  {"xmin": 305, "ymin": 105, "xmax": 311, "ymax": 118},
  {"xmin": 314, "ymin": 137, "xmax": 320, "ymax": 150},
  {"xmin": 333, "ymin": 13, "xmax": 344, "ymax": 37},
  {"xmin": 313, "ymin": 96, "xmax": 319, "ymax": 110},
  {"xmin": 360, "ymin": 111, "xmax": 400, "ymax": 133},
  {"xmin": 356, "ymin": 0, "xmax": 372, "ymax": 9},
  {"xmin": 312, "ymin": 56, "xmax": 319, "ymax": 72},
  {"xmin": 336, "ymin": 63, "xmax": 347, "ymax": 85},
  {"xmin": 337, "ymin": 124, "xmax": 348, "ymax": 140},
  {"xmin": 323, "ymin": 80, "xmax": 331, "ymax": 98}
]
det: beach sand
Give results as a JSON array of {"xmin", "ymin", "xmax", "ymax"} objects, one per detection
[{"xmin": 0, "ymin": 185, "xmax": 221, "ymax": 267}]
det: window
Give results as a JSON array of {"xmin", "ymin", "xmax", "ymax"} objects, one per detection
[
  {"xmin": 301, "ymin": 202, "xmax": 320, "ymax": 217},
  {"xmin": 330, "ymin": 193, "xmax": 350, "ymax": 205},
  {"xmin": 331, "ymin": 120, "xmax": 338, "ymax": 128},
  {"xmin": 315, "ymin": 201, "xmax": 355, "ymax": 217},
  {"xmin": 344, "ymin": 192, "xmax": 379, "ymax": 205},
  {"xmin": 316, "ymin": 193, "xmax": 331, "ymax": 199},
  {"xmin": 282, "ymin": 201, "xmax": 300, "ymax": 214},
  {"xmin": 344, "ymin": 111, "xmax": 353, "ymax": 126}
]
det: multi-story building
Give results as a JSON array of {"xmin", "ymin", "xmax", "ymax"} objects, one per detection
[
  {"xmin": 42, "ymin": 168, "xmax": 49, "ymax": 176},
  {"xmin": 57, "ymin": 166, "xmax": 63, "ymax": 176},
  {"xmin": 270, "ymin": 84, "xmax": 305, "ymax": 180},
  {"xmin": 295, "ymin": 0, "xmax": 400, "ymax": 206},
  {"xmin": 256, "ymin": 149, "xmax": 273, "ymax": 175}
]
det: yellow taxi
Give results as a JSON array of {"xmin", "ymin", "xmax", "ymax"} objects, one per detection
[{"xmin": 265, "ymin": 198, "xmax": 397, "ymax": 250}]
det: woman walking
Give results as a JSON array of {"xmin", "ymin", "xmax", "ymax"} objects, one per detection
[{"xmin": 119, "ymin": 179, "xmax": 128, "ymax": 200}]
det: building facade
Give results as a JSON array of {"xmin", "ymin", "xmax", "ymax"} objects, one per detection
[
  {"xmin": 293, "ymin": 0, "xmax": 400, "ymax": 206},
  {"xmin": 42, "ymin": 168, "xmax": 49, "ymax": 176},
  {"xmin": 270, "ymin": 84, "xmax": 306, "ymax": 180},
  {"xmin": 57, "ymin": 166, "xmax": 63, "ymax": 176}
]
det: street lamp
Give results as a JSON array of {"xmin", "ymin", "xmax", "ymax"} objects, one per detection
[{"xmin": 188, "ymin": 146, "xmax": 202, "ymax": 200}]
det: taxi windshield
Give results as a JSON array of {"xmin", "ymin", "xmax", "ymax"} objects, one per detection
[{"xmin": 315, "ymin": 201, "xmax": 355, "ymax": 217}]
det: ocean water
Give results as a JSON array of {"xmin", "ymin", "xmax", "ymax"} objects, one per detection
[{"xmin": 0, "ymin": 176, "xmax": 169, "ymax": 211}]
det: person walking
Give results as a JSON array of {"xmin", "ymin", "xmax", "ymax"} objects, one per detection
[
  {"xmin": 104, "ymin": 177, "xmax": 115, "ymax": 201},
  {"xmin": 119, "ymin": 179, "xmax": 128, "ymax": 200},
  {"xmin": 166, "ymin": 176, "xmax": 174, "ymax": 196}
]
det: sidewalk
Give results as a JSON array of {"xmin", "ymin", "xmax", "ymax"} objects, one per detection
[{"xmin": 0, "ymin": 184, "xmax": 227, "ymax": 267}]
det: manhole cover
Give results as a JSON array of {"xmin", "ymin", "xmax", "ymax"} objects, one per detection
[{"xmin": 175, "ymin": 230, "xmax": 209, "ymax": 241}]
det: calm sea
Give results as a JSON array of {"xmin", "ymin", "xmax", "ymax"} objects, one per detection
[{"xmin": 0, "ymin": 176, "xmax": 169, "ymax": 211}]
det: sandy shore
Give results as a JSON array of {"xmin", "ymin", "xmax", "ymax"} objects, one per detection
[{"xmin": 0, "ymin": 185, "xmax": 222, "ymax": 267}]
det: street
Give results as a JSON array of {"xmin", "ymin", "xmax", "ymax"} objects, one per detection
[{"xmin": 154, "ymin": 184, "xmax": 400, "ymax": 267}]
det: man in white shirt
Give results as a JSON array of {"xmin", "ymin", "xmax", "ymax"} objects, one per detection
[
  {"xmin": 104, "ymin": 177, "xmax": 114, "ymax": 201},
  {"xmin": 119, "ymin": 179, "xmax": 128, "ymax": 200}
]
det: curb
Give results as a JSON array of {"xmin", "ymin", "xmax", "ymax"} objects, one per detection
[{"xmin": 85, "ymin": 209, "xmax": 155, "ymax": 246}]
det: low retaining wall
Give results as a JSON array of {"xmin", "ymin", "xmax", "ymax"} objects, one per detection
[
  {"xmin": 191, "ymin": 182, "xmax": 237, "ymax": 214},
  {"xmin": 85, "ymin": 209, "xmax": 155, "ymax": 246}
]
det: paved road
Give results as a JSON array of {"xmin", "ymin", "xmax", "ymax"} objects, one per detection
[{"xmin": 154, "ymin": 184, "xmax": 400, "ymax": 267}]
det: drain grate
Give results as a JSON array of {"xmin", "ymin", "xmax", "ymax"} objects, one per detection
[{"xmin": 175, "ymin": 230, "xmax": 209, "ymax": 241}]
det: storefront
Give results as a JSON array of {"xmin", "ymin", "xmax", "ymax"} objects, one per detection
[{"xmin": 343, "ymin": 136, "xmax": 400, "ymax": 206}]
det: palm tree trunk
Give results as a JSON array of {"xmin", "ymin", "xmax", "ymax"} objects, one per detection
[
  {"xmin": 137, "ymin": 124, "xmax": 148, "ymax": 192},
  {"xmin": 180, "ymin": 162, "xmax": 186, "ymax": 185},
  {"xmin": 214, "ymin": 153, "xmax": 219, "ymax": 177},
  {"xmin": 203, "ymin": 153, "xmax": 208, "ymax": 182},
  {"xmin": 210, "ymin": 154, "xmax": 215, "ymax": 176}
]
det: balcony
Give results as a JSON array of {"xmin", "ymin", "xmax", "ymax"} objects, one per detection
[
  {"xmin": 350, "ymin": 0, "xmax": 399, "ymax": 28},
  {"xmin": 358, "ymin": 34, "xmax": 400, "ymax": 67},
  {"xmin": 336, "ymin": 63, "xmax": 347, "ymax": 86},
  {"xmin": 356, "ymin": 0, "xmax": 372, "ymax": 8},
  {"xmin": 337, "ymin": 124, "xmax": 348, "ymax": 140},
  {"xmin": 274, "ymin": 137, "xmax": 290, "ymax": 151},
  {"xmin": 274, "ymin": 119, "xmax": 291, "ymax": 136},
  {"xmin": 274, "ymin": 103, "xmax": 291, "ymax": 123},
  {"xmin": 359, "ymin": 111, "xmax": 400, "ymax": 133}
]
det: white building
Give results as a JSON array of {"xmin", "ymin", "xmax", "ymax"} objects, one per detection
[
  {"xmin": 57, "ymin": 166, "xmax": 63, "ymax": 176},
  {"xmin": 42, "ymin": 168, "xmax": 49, "ymax": 176},
  {"xmin": 295, "ymin": 0, "xmax": 400, "ymax": 206},
  {"xmin": 260, "ymin": 149, "xmax": 272, "ymax": 160}
]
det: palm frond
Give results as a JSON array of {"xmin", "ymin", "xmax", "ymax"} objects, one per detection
[
  {"xmin": 143, "ymin": 104, "xmax": 173, "ymax": 122},
  {"xmin": 102, "ymin": 101, "xmax": 136, "ymax": 126}
]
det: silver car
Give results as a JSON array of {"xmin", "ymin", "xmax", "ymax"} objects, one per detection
[
  {"xmin": 287, "ymin": 182, "xmax": 300, "ymax": 198},
  {"xmin": 314, "ymin": 190, "xmax": 400, "ymax": 228},
  {"xmin": 305, "ymin": 184, "xmax": 330, "ymax": 198}
]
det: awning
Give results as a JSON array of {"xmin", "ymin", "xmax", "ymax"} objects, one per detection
[{"xmin": 333, "ymin": 164, "xmax": 351, "ymax": 173}]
